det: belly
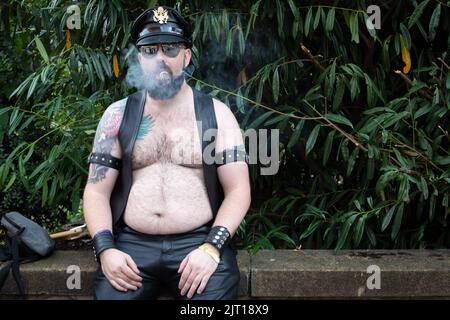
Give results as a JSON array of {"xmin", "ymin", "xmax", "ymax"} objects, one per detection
[{"xmin": 123, "ymin": 163, "xmax": 213, "ymax": 234}]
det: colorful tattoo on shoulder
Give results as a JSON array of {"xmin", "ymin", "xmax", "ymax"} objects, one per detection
[
  {"xmin": 87, "ymin": 101, "xmax": 126, "ymax": 184},
  {"xmin": 136, "ymin": 114, "xmax": 155, "ymax": 140}
]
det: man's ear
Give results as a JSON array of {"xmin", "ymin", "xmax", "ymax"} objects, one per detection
[{"xmin": 184, "ymin": 48, "xmax": 192, "ymax": 66}]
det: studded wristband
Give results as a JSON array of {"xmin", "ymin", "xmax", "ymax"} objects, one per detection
[
  {"xmin": 92, "ymin": 230, "xmax": 116, "ymax": 262},
  {"xmin": 203, "ymin": 226, "xmax": 231, "ymax": 256}
]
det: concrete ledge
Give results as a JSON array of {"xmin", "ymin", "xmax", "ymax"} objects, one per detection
[
  {"xmin": 0, "ymin": 250, "xmax": 250, "ymax": 299},
  {"xmin": 1, "ymin": 249, "xmax": 450, "ymax": 299},
  {"xmin": 251, "ymin": 250, "xmax": 450, "ymax": 298}
]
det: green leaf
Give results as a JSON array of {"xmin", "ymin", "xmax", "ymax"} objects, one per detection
[
  {"xmin": 90, "ymin": 51, "xmax": 105, "ymax": 82},
  {"xmin": 381, "ymin": 205, "xmax": 396, "ymax": 232},
  {"xmin": 275, "ymin": 0, "xmax": 285, "ymax": 37},
  {"xmin": 255, "ymin": 77, "xmax": 265, "ymax": 103},
  {"xmin": 236, "ymin": 89, "xmax": 245, "ymax": 113},
  {"xmin": 382, "ymin": 37, "xmax": 391, "ymax": 71},
  {"xmin": 325, "ymin": 8, "xmax": 335, "ymax": 32},
  {"xmin": 4, "ymin": 171, "xmax": 16, "ymax": 192},
  {"xmin": 428, "ymin": 3, "xmax": 441, "ymax": 41},
  {"xmin": 23, "ymin": 144, "xmax": 35, "ymax": 163},
  {"xmin": 329, "ymin": 60, "xmax": 336, "ymax": 89},
  {"xmin": 365, "ymin": 75, "xmax": 375, "ymax": 107},
  {"xmin": 391, "ymin": 203, "xmax": 404, "ymax": 240},
  {"xmin": 49, "ymin": 177, "xmax": 58, "ymax": 205},
  {"xmin": 272, "ymin": 68, "xmax": 280, "ymax": 103},
  {"xmin": 292, "ymin": 19, "xmax": 299, "ymax": 39},
  {"xmin": 429, "ymin": 192, "xmax": 436, "ymax": 221},
  {"xmin": 225, "ymin": 29, "xmax": 233, "ymax": 56},
  {"xmin": 353, "ymin": 215, "xmax": 366, "ymax": 247},
  {"xmin": 313, "ymin": 7, "xmax": 322, "ymax": 30},
  {"xmin": 42, "ymin": 179, "xmax": 48, "ymax": 207},
  {"xmin": 29, "ymin": 160, "xmax": 48, "ymax": 179},
  {"xmin": 340, "ymin": 139, "xmax": 349, "ymax": 160},
  {"xmin": 420, "ymin": 176, "xmax": 429, "ymax": 200},
  {"xmin": 335, "ymin": 214, "xmax": 357, "ymax": 251},
  {"xmin": 346, "ymin": 148, "xmax": 358, "ymax": 176},
  {"xmin": 400, "ymin": 23, "xmax": 412, "ymax": 50},
  {"xmin": 325, "ymin": 113, "xmax": 354, "ymax": 129},
  {"xmin": 366, "ymin": 226, "xmax": 376, "ymax": 247},
  {"xmin": 353, "ymin": 199, "xmax": 362, "ymax": 211},
  {"xmin": 350, "ymin": 77, "xmax": 359, "ymax": 102},
  {"xmin": 34, "ymin": 36, "xmax": 49, "ymax": 64},
  {"xmin": 238, "ymin": 26, "xmax": 245, "ymax": 56},
  {"xmin": 287, "ymin": 0, "xmax": 300, "ymax": 20},
  {"xmin": 273, "ymin": 231, "xmax": 296, "ymax": 247},
  {"xmin": 287, "ymin": 119, "xmax": 304, "ymax": 149},
  {"xmin": 333, "ymin": 75, "xmax": 345, "ymax": 111},
  {"xmin": 248, "ymin": 111, "xmax": 274, "ymax": 129},
  {"xmin": 9, "ymin": 73, "xmax": 34, "ymax": 98},
  {"xmin": 305, "ymin": 7, "xmax": 313, "ymax": 37},
  {"xmin": 349, "ymin": 13, "xmax": 359, "ymax": 43},
  {"xmin": 300, "ymin": 220, "xmax": 322, "ymax": 240},
  {"xmin": 27, "ymin": 75, "xmax": 40, "ymax": 99},
  {"xmin": 322, "ymin": 130, "xmax": 335, "ymax": 166},
  {"xmin": 265, "ymin": 114, "xmax": 289, "ymax": 126},
  {"xmin": 408, "ymin": 0, "xmax": 431, "ymax": 29},
  {"xmin": 434, "ymin": 156, "xmax": 450, "ymax": 165},
  {"xmin": 305, "ymin": 124, "xmax": 320, "ymax": 155},
  {"xmin": 398, "ymin": 175, "xmax": 410, "ymax": 202},
  {"xmin": 442, "ymin": 193, "xmax": 448, "ymax": 208}
]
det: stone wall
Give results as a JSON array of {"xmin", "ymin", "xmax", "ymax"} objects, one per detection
[{"xmin": 1, "ymin": 249, "xmax": 450, "ymax": 299}]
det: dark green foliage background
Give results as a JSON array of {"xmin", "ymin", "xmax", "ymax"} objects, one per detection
[{"xmin": 0, "ymin": 0, "xmax": 449, "ymax": 251}]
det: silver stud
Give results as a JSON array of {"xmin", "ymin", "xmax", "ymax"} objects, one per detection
[
  {"xmin": 215, "ymin": 235, "xmax": 220, "ymax": 239},
  {"xmin": 220, "ymin": 227, "xmax": 225, "ymax": 231},
  {"xmin": 218, "ymin": 244, "xmax": 222, "ymax": 248},
  {"xmin": 218, "ymin": 231, "xmax": 223, "ymax": 235},
  {"xmin": 213, "ymin": 239, "xmax": 217, "ymax": 243}
]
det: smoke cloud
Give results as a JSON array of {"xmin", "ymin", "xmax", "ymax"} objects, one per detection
[{"xmin": 124, "ymin": 44, "xmax": 192, "ymax": 100}]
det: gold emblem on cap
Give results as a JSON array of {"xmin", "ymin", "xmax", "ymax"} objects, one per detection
[{"xmin": 153, "ymin": 7, "xmax": 169, "ymax": 24}]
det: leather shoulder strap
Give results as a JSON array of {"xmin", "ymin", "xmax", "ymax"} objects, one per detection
[
  {"xmin": 119, "ymin": 90, "xmax": 146, "ymax": 157},
  {"xmin": 193, "ymin": 89, "xmax": 224, "ymax": 220},
  {"xmin": 110, "ymin": 90, "xmax": 146, "ymax": 227}
]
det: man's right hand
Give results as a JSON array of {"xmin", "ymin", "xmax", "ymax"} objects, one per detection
[{"xmin": 99, "ymin": 248, "xmax": 143, "ymax": 292}]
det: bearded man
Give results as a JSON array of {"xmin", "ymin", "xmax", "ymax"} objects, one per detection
[{"xmin": 82, "ymin": 5, "xmax": 251, "ymax": 300}]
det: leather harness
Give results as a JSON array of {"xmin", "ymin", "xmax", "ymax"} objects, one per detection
[{"xmin": 110, "ymin": 88, "xmax": 223, "ymax": 230}]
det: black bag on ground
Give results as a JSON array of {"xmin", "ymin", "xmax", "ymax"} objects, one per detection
[{"xmin": 0, "ymin": 211, "xmax": 55, "ymax": 298}]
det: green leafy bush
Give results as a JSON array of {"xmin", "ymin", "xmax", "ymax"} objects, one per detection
[{"xmin": 0, "ymin": 0, "xmax": 449, "ymax": 249}]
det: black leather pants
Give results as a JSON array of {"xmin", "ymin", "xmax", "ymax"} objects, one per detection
[{"xmin": 94, "ymin": 224, "xmax": 240, "ymax": 300}]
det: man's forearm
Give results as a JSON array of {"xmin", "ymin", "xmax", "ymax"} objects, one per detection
[
  {"xmin": 83, "ymin": 189, "xmax": 114, "ymax": 237},
  {"xmin": 211, "ymin": 186, "xmax": 251, "ymax": 237}
]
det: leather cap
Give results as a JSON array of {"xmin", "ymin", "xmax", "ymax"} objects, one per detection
[{"xmin": 131, "ymin": 6, "xmax": 192, "ymax": 48}]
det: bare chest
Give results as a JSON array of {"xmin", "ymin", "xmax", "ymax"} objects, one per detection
[{"xmin": 131, "ymin": 104, "xmax": 202, "ymax": 169}]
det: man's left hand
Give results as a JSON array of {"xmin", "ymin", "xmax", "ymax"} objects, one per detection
[{"xmin": 178, "ymin": 246, "xmax": 219, "ymax": 299}]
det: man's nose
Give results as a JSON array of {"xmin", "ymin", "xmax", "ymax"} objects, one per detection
[{"xmin": 155, "ymin": 46, "xmax": 166, "ymax": 60}]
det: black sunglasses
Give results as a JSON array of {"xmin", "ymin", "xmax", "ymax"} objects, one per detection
[{"xmin": 139, "ymin": 43, "xmax": 185, "ymax": 58}]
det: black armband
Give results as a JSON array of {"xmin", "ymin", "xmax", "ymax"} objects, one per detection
[
  {"xmin": 204, "ymin": 226, "xmax": 231, "ymax": 256},
  {"xmin": 87, "ymin": 152, "xmax": 122, "ymax": 170},
  {"xmin": 216, "ymin": 146, "xmax": 249, "ymax": 167},
  {"xmin": 92, "ymin": 230, "xmax": 116, "ymax": 262}
]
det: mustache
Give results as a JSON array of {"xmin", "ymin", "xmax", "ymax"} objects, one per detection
[{"xmin": 151, "ymin": 63, "xmax": 173, "ymax": 77}]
